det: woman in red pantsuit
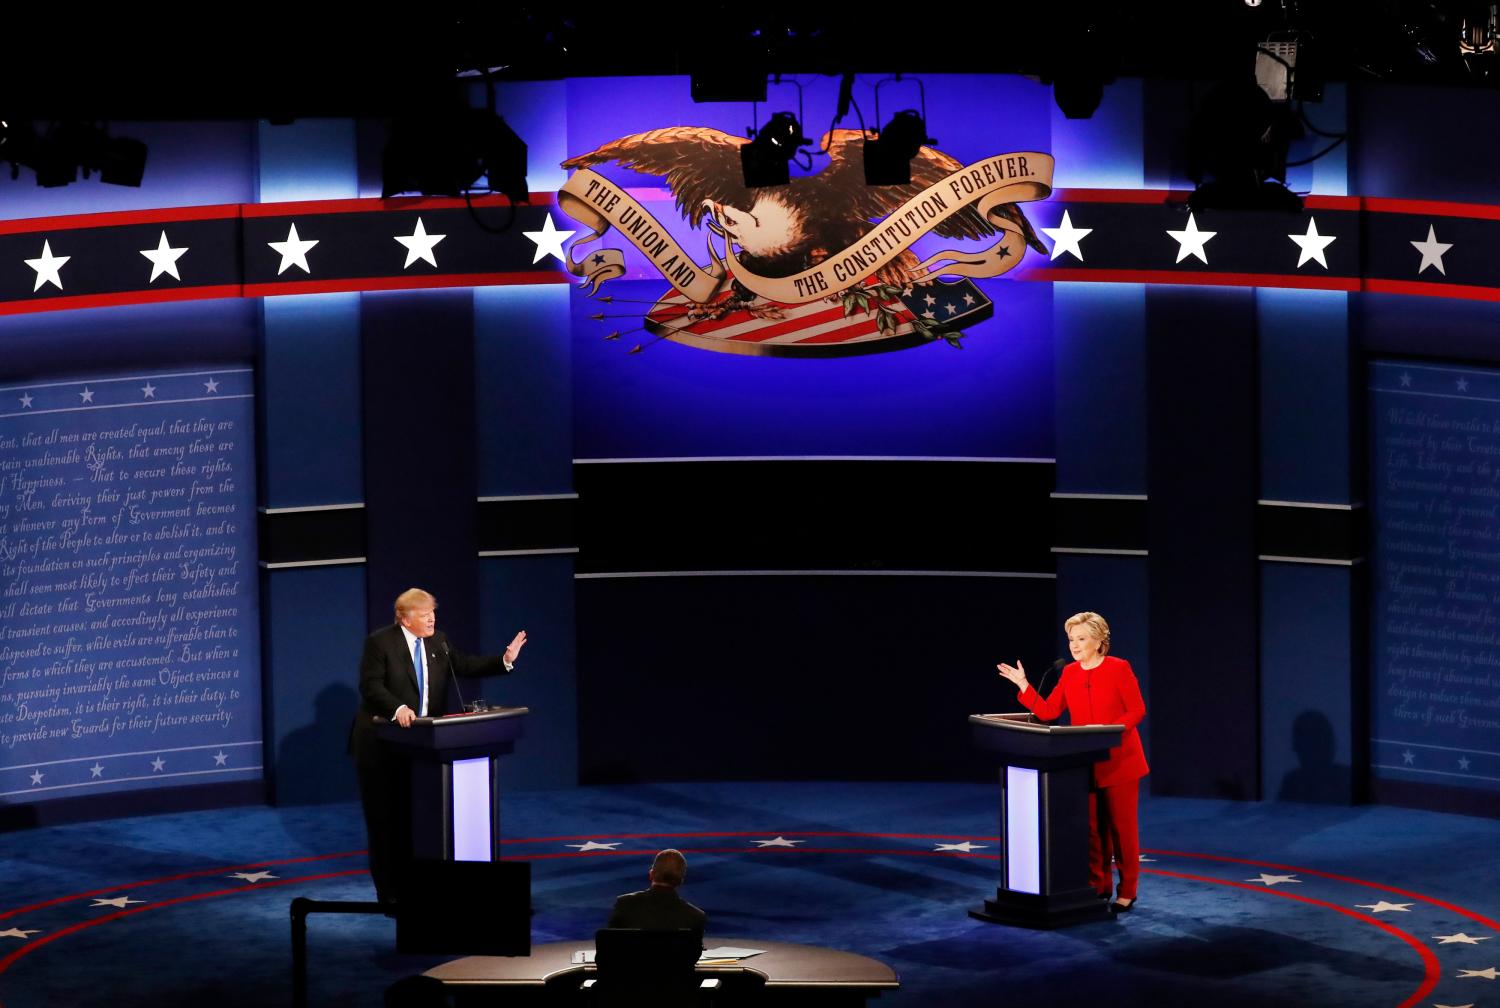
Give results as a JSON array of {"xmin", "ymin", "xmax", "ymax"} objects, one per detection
[{"xmin": 997, "ymin": 611, "xmax": 1148, "ymax": 913}]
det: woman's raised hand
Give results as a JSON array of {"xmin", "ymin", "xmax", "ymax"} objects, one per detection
[{"xmin": 996, "ymin": 660, "xmax": 1028, "ymax": 691}]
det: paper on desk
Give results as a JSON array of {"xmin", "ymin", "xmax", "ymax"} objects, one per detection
[{"xmin": 700, "ymin": 947, "xmax": 764, "ymax": 959}]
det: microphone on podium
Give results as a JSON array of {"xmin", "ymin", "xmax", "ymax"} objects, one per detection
[{"xmin": 1027, "ymin": 658, "xmax": 1069, "ymax": 723}]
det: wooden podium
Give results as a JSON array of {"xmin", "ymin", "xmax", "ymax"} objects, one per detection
[
  {"xmin": 967, "ymin": 712, "xmax": 1122, "ymax": 928},
  {"xmin": 374, "ymin": 707, "xmax": 529, "ymax": 862}
]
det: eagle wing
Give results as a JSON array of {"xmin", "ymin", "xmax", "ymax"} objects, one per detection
[
  {"xmin": 560, "ymin": 127, "xmax": 757, "ymax": 229},
  {"xmin": 803, "ymin": 130, "xmax": 1045, "ymax": 250}
]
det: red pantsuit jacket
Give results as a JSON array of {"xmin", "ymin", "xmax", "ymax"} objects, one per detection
[{"xmin": 1017, "ymin": 655, "xmax": 1149, "ymax": 788}]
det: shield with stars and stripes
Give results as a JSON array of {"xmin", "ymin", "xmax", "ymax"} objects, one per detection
[{"xmin": 641, "ymin": 278, "xmax": 993, "ymax": 357}]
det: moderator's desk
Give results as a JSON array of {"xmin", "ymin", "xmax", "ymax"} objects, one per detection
[{"xmin": 426, "ymin": 936, "xmax": 899, "ymax": 1006}]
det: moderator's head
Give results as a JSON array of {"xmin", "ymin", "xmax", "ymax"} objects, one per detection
[{"xmin": 649, "ymin": 848, "xmax": 687, "ymax": 888}]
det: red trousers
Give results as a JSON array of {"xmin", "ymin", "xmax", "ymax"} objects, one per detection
[{"xmin": 1089, "ymin": 778, "xmax": 1141, "ymax": 899}]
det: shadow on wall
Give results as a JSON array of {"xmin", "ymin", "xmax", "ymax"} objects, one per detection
[
  {"xmin": 1278, "ymin": 710, "xmax": 1351, "ymax": 804},
  {"xmin": 277, "ymin": 683, "xmax": 360, "ymax": 805}
]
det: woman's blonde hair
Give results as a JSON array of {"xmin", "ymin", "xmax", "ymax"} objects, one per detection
[{"xmin": 1064, "ymin": 611, "xmax": 1110, "ymax": 654}]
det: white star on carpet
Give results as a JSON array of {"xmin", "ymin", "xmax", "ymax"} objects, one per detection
[
  {"xmin": 1399, "ymin": 372, "xmax": 1413, "ymax": 387},
  {"xmin": 1356, "ymin": 901, "xmax": 1413, "ymax": 913},
  {"xmin": 1411, "ymin": 225, "xmax": 1453, "ymax": 275},
  {"xmin": 1435, "ymin": 933, "xmax": 1491, "ymax": 945},
  {"xmin": 0, "ymin": 928, "xmax": 39, "ymax": 939},
  {"xmin": 268, "ymin": 223, "xmax": 319, "ymax": 275},
  {"xmin": 228, "ymin": 871, "xmax": 277, "ymax": 883},
  {"xmin": 204, "ymin": 377, "xmax": 220, "ymax": 393},
  {"xmin": 19, "ymin": 393, "xmax": 33, "ymax": 408},
  {"xmin": 140, "ymin": 230, "xmax": 188, "ymax": 282},
  {"xmin": 1246, "ymin": 873, "xmax": 1299, "ymax": 886},
  {"xmin": 91, "ymin": 896, "xmax": 144, "ymax": 909},
  {"xmin": 25, "ymin": 239, "xmax": 70, "ymax": 291},
  {"xmin": 1288, "ymin": 218, "xmax": 1336, "ymax": 269},
  {"xmin": 934, "ymin": 842, "xmax": 989, "ymax": 852},
  {"xmin": 1402, "ymin": 749, "xmax": 1415, "ymax": 765},
  {"xmin": 522, "ymin": 214, "xmax": 575, "ymax": 264},
  {"xmin": 90, "ymin": 763, "xmax": 104, "ymax": 778},
  {"xmin": 1457, "ymin": 378, "xmax": 1469, "ymax": 392},
  {"xmin": 394, "ymin": 217, "xmax": 446, "ymax": 268},
  {"xmin": 1457, "ymin": 967, "xmax": 1499, "ymax": 979},
  {"xmin": 1458, "ymin": 757, "xmax": 1472, "ymax": 770},
  {"xmin": 1042, "ymin": 211, "xmax": 1093, "ymax": 262},
  {"xmin": 79, "ymin": 387, "xmax": 94, "ymax": 403},
  {"xmin": 141, "ymin": 383, "xmax": 156, "ymax": 399},
  {"xmin": 1166, "ymin": 213, "xmax": 1217, "ymax": 264},
  {"xmin": 151, "ymin": 756, "xmax": 166, "ymax": 772},
  {"xmin": 752, "ymin": 836, "xmax": 805, "ymax": 848},
  {"xmin": 566, "ymin": 841, "xmax": 622, "ymax": 852},
  {"xmin": 29, "ymin": 770, "xmax": 43, "ymax": 785},
  {"xmin": 213, "ymin": 751, "xmax": 228, "ymax": 766}
]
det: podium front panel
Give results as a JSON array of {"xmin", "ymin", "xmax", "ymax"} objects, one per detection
[
  {"xmin": 1004, "ymin": 766, "xmax": 1040, "ymax": 894},
  {"xmin": 452, "ymin": 757, "xmax": 492, "ymax": 861}
]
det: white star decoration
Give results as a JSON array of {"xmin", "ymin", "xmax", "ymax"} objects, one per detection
[
  {"xmin": 1434, "ymin": 933, "xmax": 1491, "ymax": 944},
  {"xmin": 1411, "ymin": 224, "xmax": 1453, "ymax": 275},
  {"xmin": 213, "ymin": 751, "xmax": 228, "ymax": 766},
  {"xmin": 141, "ymin": 382, "xmax": 156, "ymax": 399},
  {"xmin": 1166, "ymin": 213, "xmax": 1217, "ymax": 264},
  {"xmin": 0, "ymin": 927, "xmax": 39, "ymax": 939},
  {"xmin": 1288, "ymin": 218, "xmax": 1336, "ymax": 269},
  {"xmin": 150, "ymin": 756, "xmax": 166, "ymax": 772},
  {"xmin": 91, "ymin": 896, "xmax": 144, "ymax": 909},
  {"xmin": 1459, "ymin": 756, "xmax": 1472, "ymax": 770},
  {"xmin": 79, "ymin": 387, "xmax": 94, "ymax": 403},
  {"xmin": 89, "ymin": 763, "xmax": 104, "ymax": 778},
  {"xmin": 934, "ymin": 842, "xmax": 989, "ymax": 853},
  {"xmin": 566, "ymin": 841, "xmax": 622, "ymax": 852},
  {"xmin": 1457, "ymin": 967, "xmax": 1499, "ymax": 979},
  {"xmin": 751, "ymin": 837, "xmax": 805, "ymax": 848},
  {"xmin": 1399, "ymin": 373, "xmax": 1413, "ymax": 387},
  {"xmin": 268, "ymin": 223, "xmax": 319, "ymax": 275},
  {"xmin": 19, "ymin": 393, "xmax": 33, "ymax": 408},
  {"xmin": 1356, "ymin": 901, "xmax": 1413, "ymax": 913},
  {"xmin": 394, "ymin": 217, "xmax": 446, "ymax": 268},
  {"xmin": 1042, "ymin": 211, "xmax": 1093, "ymax": 262},
  {"xmin": 1402, "ymin": 749, "xmax": 1416, "ymax": 765},
  {"xmin": 140, "ymin": 230, "xmax": 188, "ymax": 282},
  {"xmin": 1246, "ymin": 873, "xmax": 1299, "ymax": 886},
  {"xmin": 29, "ymin": 770, "xmax": 43, "ymax": 785},
  {"xmin": 522, "ymin": 214, "xmax": 575, "ymax": 264},
  {"xmin": 24, "ymin": 239, "xmax": 70, "ymax": 291},
  {"xmin": 204, "ymin": 378, "xmax": 220, "ymax": 393},
  {"xmin": 229, "ymin": 871, "xmax": 277, "ymax": 883}
]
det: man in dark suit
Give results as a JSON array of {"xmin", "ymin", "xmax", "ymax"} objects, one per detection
[
  {"xmin": 606, "ymin": 849, "xmax": 707, "ymax": 944},
  {"xmin": 350, "ymin": 587, "xmax": 527, "ymax": 903}
]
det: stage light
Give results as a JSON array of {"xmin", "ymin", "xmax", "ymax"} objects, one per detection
[
  {"xmin": 1256, "ymin": 31, "xmax": 1323, "ymax": 102},
  {"xmin": 382, "ymin": 108, "xmax": 528, "ymax": 203},
  {"xmin": 740, "ymin": 111, "xmax": 808, "ymax": 187},
  {"xmin": 1186, "ymin": 77, "xmax": 1302, "ymax": 213},
  {"xmin": 863, "ymin": 110, "xmax": 933, "ymax": 186}
]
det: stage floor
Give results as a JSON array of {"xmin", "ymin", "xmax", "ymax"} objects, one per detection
[{"xmin": 1, "ymin": 782, "xmax": 1497, "ymax": 1007}]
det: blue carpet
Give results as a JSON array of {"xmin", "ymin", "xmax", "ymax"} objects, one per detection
[{"xmin": 1, "ymin": 784, "xmax": 1498, "ymax": 1007}]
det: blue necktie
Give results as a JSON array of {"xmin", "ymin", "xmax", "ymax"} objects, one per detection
[{"xmin": 414, "ymin": 639, "xmax": 426, "ymax": 717}]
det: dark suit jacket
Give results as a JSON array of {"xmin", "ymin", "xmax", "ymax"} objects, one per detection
[
  {"xmin": 348, "ymin": 623, "xmax": 510, "ymax": 768},
  {"xmin": 607, "ymin": 886, "xmax": 707, "ymax": 943}
]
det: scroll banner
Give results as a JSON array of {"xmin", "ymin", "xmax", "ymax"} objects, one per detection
[{"xmin": 559, "ymin": 152, "xmax": 1054, "ymax": 305}]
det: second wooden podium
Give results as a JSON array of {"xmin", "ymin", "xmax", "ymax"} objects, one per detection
[{"xmin": 968, "ymin": 712, "xmax": 1122, "ymax": 928}]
